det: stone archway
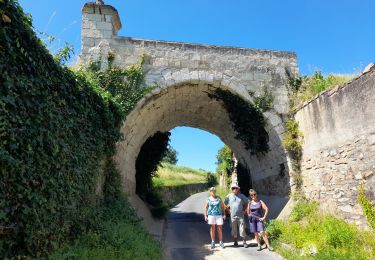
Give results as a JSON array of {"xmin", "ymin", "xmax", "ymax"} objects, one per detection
[
  {"xmin": 80, "ymin": 1, "xmax": 298, "ymax": 198},
  {"xmin": 114, "ymin": 80, "xmax": 291, "ymax": 196}
]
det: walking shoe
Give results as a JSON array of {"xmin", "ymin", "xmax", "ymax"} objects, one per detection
[
  {"xmin": 220, "ymin": 241, "xmax": 225, "ymax": 249},
  {"xmin": 268, "ymin": 245, "xmax": 274, "ymax": 251},
  {"xmin": 233, "ymin": 241, "xmax": 238, "ymax": 247},
  {"xmin": 257, "ymin": 245, "xmax": 262, "ymax": 251},
  {"xmin": 243, "ymin": 242, "xmax": 249, "ymax": 248},
  {"xmin": 211, "ymin": 241, "xmax": 215, "ymax": 249}
]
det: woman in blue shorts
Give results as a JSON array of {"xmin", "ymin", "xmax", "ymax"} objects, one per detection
[
  {"xmin": 204, "ymin": 186, "xmax": 225, "ymax": 249},
  {"xmin": 247, "ymin": 189, "xmax": 273, "ymax": 251}
]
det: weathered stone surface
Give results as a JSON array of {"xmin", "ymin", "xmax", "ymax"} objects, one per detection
[
  {"xmin": 79, "ymin": 1, "xmax": 298, "ymax": 198},
  {"xmin": 296, "ymin": 67, "xmax": 375, "ymax": 228}
]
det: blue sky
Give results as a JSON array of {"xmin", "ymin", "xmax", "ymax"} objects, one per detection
[{"xmin": 19, "ymin": 0, "xmax": 375, "ymax": 171}]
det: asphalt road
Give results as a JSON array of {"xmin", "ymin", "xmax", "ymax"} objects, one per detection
[{"xmin": 164, "ymin": 191, "xmax": 283, "ymax": 260}]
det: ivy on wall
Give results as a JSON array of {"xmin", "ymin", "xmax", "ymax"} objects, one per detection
[
  {"xmin": 135, "ymin": 131, "xmax": 170, "ymax": 217},
  {"xmin": 207, "ymin": 88, "xmax": 269, "ymax": 155},
  {"xmin": 358, "ymin": 184, "xmax": 375, "ymax": 229},
  {"xmin": 0, "ymin": 0, "xmax": 152, "ymax": 257},
  {"xmin": 282, "ymin": 118, "xmax": 304, "ymax": 192}
]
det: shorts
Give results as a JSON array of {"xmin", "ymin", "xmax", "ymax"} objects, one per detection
[
  {"xmin": 208, "ymin": 215, "xmax": 224, "ymax": 225},
  {"xmin": 249, "ymin": 218, "xmax": 264, "ymax": 233},
  {"xmin": 231, "ymin": 217, "xmax": 246, "ymax": 238}
]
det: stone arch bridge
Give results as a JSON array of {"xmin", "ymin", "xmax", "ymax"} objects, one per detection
[{"xmin": 79, "ymin": 1, "xmax": 299, "ymax": 197}]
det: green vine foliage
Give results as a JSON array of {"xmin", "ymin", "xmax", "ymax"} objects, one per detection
[
  {"xmin": 252, "ymin": 86, "xmax": 274, "ymax": 112},
  {"xmin": 208, "ymin": 89, "xmax": 269, "ymax": 154},
  {"xmin": 135, "ymin": 131, "xmax": 170, "ymax": 218},
  {"xmin": 0, "ymin": 0, "xmax": 152, "ymax": 256},
  {"xmin": 358, "ymin": 184, "xmax": 375, "ymax": 229},
  {"xmin": 282, "ymin": 118, "xmax": 304, "ymax": 190}
]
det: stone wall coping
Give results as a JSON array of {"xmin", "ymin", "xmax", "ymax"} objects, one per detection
[
  {"xmin": 112, "ymin": 35, "xmax": 297, "ymax": 60},
  {"xmin": 294, "ymin": 63, "xmax": 375, "ymax": 112}
]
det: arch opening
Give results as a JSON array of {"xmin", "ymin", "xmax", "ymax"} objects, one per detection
[{"xmin": 115, "ymin": 81, "xmax": 291, "ymax": 200}]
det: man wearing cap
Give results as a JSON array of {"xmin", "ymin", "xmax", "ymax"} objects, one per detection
[{"xmin": 224, "ymin": 183, "xmax": 249, "ymax": 247}]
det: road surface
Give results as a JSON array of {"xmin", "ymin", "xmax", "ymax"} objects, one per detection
[{"xmin": 164, "ymin": 191, "xmax": 283, "ymax": 260}]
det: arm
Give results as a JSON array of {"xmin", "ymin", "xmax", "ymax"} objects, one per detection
[
  {"xmin": 242, "ymin": 194, "xmax": 249, "ymax": 216},
  {"xmin": 260, "ymin": 200, "xmax": 269, "ymax": 221},
  {"xmin": 204, "ymin": 200, "xmax": 209, "ymax": 221},
  {"xmin": 246, "ymin": 201, "xmax": 250, "ymax": 216}
]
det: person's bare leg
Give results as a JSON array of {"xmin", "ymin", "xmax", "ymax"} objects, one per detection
[
  {"xmin": 210, "ymin": 225, "xmax": 216, "ymax": 242},
  {"xmin": 261, "ymin": 232, "xmax": 270, "ymax": 247},
  {"xmin": 261, "ymin": 232, "xmax": 273, "ymax": 250},
  {"xmin": 254, "ymin": 232, "xmax": 260, "ymax": 244},
  {"xmin": 255, "ymin": 232, "xmax": 262, "ymax": 250},
  {"xmin": 217, "ymin": 225, "xmax": 223, "ymax": 241}
]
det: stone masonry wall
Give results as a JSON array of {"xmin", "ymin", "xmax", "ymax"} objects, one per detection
[
  {"xmin": 295, "ymin": 66, "xmax": 375, "ymax": 228},
  {"xmin": 79, "ymin": 1, "xmax": 300, "ymax": 197}
]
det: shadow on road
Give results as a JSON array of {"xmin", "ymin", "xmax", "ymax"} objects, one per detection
[{"xmin": 164, "ymin": 192, "xmax": 286, "ymax": 260}]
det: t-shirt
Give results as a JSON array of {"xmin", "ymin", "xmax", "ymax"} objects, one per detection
[
  {"xmin": 224, "ymin": 193, "xmax": 249, "ymax": 219},
  {"xmin": 207, "ymin": 196, "xmax": 223, "ymax": 216}
]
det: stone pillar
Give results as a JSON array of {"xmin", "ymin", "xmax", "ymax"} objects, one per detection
[{"xmin": 81, "ymin": 1, "xmax": 122, "ymax": 57}]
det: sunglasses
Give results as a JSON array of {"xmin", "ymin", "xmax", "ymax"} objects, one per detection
[{"xmin": 250, "ymin": 193, "xmax": 257, "ymax": 197}]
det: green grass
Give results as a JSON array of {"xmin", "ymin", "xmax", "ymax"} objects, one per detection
[
  {"xmin": 266, "ymin": 200, "xmax": 375, "ymax": 260},
  {"xmin": 153, "ymin": 163, "xmax": 209, "ymax": 187},
  {"xmin": 50, "ymin": 197, "xmax": 162, "ymax": 260}
]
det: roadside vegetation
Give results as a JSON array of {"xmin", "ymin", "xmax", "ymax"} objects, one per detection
[
  {"xmin": 266, "ymin": 200, "xmax": 375, "ymax": 260},
  {"xmin": 0, "ymin": 1, "xmax": 162, "ymax": 257},
  {"xmin": 50, "ymin": 197, "xmax": 162, "ymax": 260},
  {"xmin": 286, "ymin": 70, "xmax": 353, "ymax": 110}
]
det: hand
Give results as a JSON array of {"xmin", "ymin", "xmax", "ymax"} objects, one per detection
[
  {"xmin": 205, "ymin": 215, "xmax": 208, "ymax": 222},
  {"xmin": 259, "ymin": 217, "xmax": 265, "ymax": 222},
  {"xmin": 223, "ymin": 215, "xmax": 226, "ymax": 220}
]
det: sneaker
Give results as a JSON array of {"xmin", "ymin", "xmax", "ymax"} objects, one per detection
[
  {"xmin": 257, "ymin": 245, "xmax": 262, "ymax": 251},
  {"xmin": 243, "ymin": 242, "xmax": 249, "ymax": 248},
  {"xmin": 268, "ymin": 245, "xmax": 274, "ymax": 251},
  {"xmin": 220, "ymin": 241, "xmax": 225, "ymax": 249},
  {"xmin": 211, "ymin": 241, "xmax": 215, "ymax": 249},
  {"xmin": 233, "ymin": 241, "xmax": 238, "ymax": 247}
]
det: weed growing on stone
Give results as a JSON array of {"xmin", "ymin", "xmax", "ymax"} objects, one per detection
[{"xmin": 266, "ymin": 201, "xmax": 375, "ymax": 259}]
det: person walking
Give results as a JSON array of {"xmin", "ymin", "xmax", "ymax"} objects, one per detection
[
  {"xmin": 204, "ymin": 187, "xmax": 225, "ymax": 249},
  {"xmin": 224, "ymin": 183, "xmax": 249, "ymax": 247},
  {"xmin": 247, "ymin": 189, "xmax": 273, "ymax": 251}
]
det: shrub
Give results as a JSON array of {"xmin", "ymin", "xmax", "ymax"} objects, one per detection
[
  {"xmin": 270, "ymin": 200, "xmax": 375, "ymax": 260},
  {"xmin": 50, "ymin": 197, "xmax": 162, "ymax": 260},
  {"xmin": 320, "ymin": 216, "xmax": 356, "ymax": 248},
  {"xmin": 289, "ymin": 200, "xmax": 318, "ymax": 222},
  {"xmin": 252, "ymin": 86, "xmax": 274, "ymax": 112},
  {"xmin": 265, "ymin": 219, "xmax": 284, "ymax": 240}
]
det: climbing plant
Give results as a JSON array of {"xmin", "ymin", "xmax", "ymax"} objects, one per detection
[
  {"xmin": 208, "ymin": 89, "xmax": 269, "ymax": 154},
  {"xmin": 282, "ymin": 118, "xmax": 304, "ymax": 191},
  {"xmin": 135, "ymin": 131, "xmax": 170, "ymax": 217},
  {"xmin": 250, "ymin": 86, "xmax": 274, "ymax": 112},
  {"xmin": 0, "ymin": 0, "xmax": 153, "ymax": 257},
  {"xmin": 358, "ymin": 184, "xmax": 375, "ymax": 229}
]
